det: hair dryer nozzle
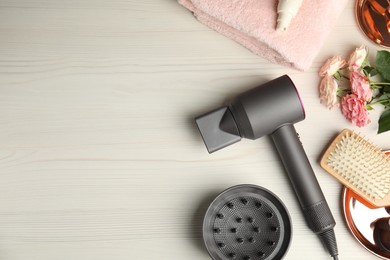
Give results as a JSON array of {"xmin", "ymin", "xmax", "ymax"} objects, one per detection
[{"xmin": 195, "ymin": 106, "xmax": 241, "ymax": 153}]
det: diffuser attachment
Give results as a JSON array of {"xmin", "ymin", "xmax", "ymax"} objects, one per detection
[{"xmin": 203, "ymin": 185, "xmax": 292, "ymax": 260}]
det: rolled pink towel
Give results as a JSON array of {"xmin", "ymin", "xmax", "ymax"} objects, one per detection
[{"xmin": 178, "ymin": 0, "xmax": 348, "ymax": 71}]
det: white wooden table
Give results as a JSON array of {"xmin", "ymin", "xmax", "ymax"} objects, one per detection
[{"xmin": 0, "ymin": 1, "xmax": 389, "ymax": 259}]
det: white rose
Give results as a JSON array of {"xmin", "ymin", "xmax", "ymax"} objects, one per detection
[
  {"xmin": 348, "ymin": 46, "xmax": 368, "ymax": 71},
  {"xmin": 319, "ymin": 76, "xmax": 339, "ymax": 109},
  {"xmin": 319, "ymin": 56, "xmax": 346, "ymax": 77}
]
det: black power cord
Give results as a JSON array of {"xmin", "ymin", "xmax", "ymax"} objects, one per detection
[{"xmin": 318, "ymin": 228, "xmax": 339, "ymax": 260}]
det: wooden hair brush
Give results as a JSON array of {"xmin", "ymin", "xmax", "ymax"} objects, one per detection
[{"xmin": 320, "ymin": 129, "xmax": 390, "ymax": 207}]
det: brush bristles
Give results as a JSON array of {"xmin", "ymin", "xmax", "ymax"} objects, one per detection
[{"xmin": 326, "ymin": 131, "xmax": 390, "ymax": 201}]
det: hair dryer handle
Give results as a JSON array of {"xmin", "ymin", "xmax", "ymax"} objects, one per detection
[{"xmin": 271, "ymin": 124, "xmax": 336, "ymax": 234}]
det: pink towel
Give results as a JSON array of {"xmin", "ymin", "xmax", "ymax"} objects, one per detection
[{"xmin": 179, "ymin": 0, "xmax": 348, "ymax": 71}]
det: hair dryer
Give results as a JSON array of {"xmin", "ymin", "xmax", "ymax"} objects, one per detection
[{"xmin": 195, "ymin": 75, "xmax": 339, "ymax": 259}]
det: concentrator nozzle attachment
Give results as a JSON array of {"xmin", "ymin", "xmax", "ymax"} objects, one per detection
[{"xmin": 195, "ymin": 106, "xmax": 241, "ymax": 153}]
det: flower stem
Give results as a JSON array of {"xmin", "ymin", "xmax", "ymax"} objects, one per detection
[
  {"xmin": 371, "ymin": 82, "xmax": 390, "ymax": 86},
  {"xmin": 369, "ymin": 98, "xmax": 390, "ymax": 106}
]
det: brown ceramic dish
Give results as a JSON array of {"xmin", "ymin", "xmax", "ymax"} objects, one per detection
[
  {"xmin": 343, "ymin": 151, "xmax": 390, "ymax": 259},
  {"xmin": 355, "ymin": 0, "xmax": 390, "ymax": 48}
]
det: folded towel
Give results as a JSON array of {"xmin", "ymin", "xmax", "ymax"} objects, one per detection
[{"xmin": 179, "ymin": 0, "xmax": 348, "ymax": 71}]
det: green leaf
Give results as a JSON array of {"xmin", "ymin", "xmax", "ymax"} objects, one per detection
[
  {"xmin": 376, "ymin": 50, "xmax": 390, "ymax": 81},
  {"xmin": 378, "ymin": 109, "xmax": 390, "ymax": 134},
  {"xmin": 363, "ymin": 66, "xmax": 377, "ymax": 77},
  {"xmin": 334, "ymin": 72, "xmax": 341, "ymax": 81},
  {"xmin": 384, "ymin": 85, "xmax": 390, "ymax": 93},
  {"xmin": 378, "ymin": 92, "xmax": 390, "ymax": 100},
  {"xmin": 376, "ymin": 93, "xmax": 390, "ymax": 106}
]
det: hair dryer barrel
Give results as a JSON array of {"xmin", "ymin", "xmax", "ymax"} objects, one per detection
[{"xmin": 230, "ymin": 75, "xmax": 305, "ymax": 140}]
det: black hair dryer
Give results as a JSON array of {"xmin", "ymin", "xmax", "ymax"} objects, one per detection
[{"xmin": 195, "ymin": 75, "xmax": 339, "ymax": 259}]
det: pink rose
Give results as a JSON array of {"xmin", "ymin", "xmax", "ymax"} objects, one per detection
[
  {"xmin": 319, "ymin": 76, "xmax": 339, "ymax": 109},
  {"xmin": 341, "ymin": 94, "xmax": 371, "ymax": 127},
  {"xmin": 348, "ymin": 46, "xmax": 368, "ymax": 71},
  {"xmin": 319, "ymin": 56, "xmax": 346, "ymax": 77},
  {"xmin": 350, "ymin": 70, "xmax": 372, "ymax": 101}
]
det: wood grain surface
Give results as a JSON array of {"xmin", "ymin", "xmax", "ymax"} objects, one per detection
[{"xmin": 0, "ymin": 0, "xmax": 389, "ymax": 259}]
